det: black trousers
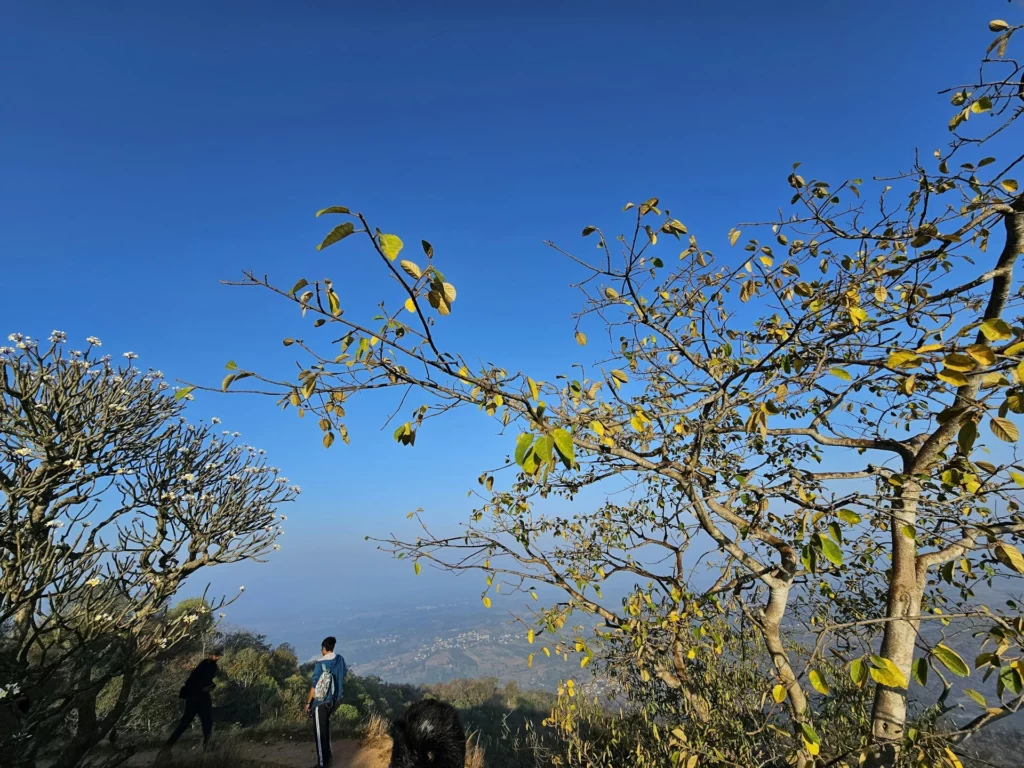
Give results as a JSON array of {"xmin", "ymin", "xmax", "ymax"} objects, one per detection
[
  {"xmin": 166, "ymin": 692, "xmax": 213, "ymax": 747},
  {"xmin": 311, "ymin": 703, "xmax": 333, "ymax": 766}
]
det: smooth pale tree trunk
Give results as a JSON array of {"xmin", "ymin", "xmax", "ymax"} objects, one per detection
[{"xmin": 865, "ymin": 481, "xmax": 924, "ymax": 768}]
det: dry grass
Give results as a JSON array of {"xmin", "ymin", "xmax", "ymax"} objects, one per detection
[
  {"xmin": 362, "ymin": 712, "xmax": 392, "ymax": 746},
  {"xmin": 465, "ymin": 731, "xmax": 486, "ymax": 768}
]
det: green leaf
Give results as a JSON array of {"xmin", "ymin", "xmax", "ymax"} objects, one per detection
[
  {"xmin": 317, "ymin": 222, "xmax": 356, "ymax": 250},
  {"xmin": 933, "ymin": 644, "xmax": 970, "ymax": 677},
  {"xmin": 818, "ymin": 537, "xmax": 843, "ymax": 567},
  {"xmin": 829, "ymin": 367, "xmax": 852, "ymax": 381},
  {"xmin": 1009, "ymin": 471, "xmax": 1024, "ymax": 489},
  {"xmin": 1001, "ymin": 179, "xmax": 1019, "ymax": 193},
  {"xmin": 838, "ymin": 510, "xmax": 862, "ymax": 525},
  {"xmin": 799, "ymin": 722, "xmax": 820, "ymax": 746},
  {"xmin": 379, "ymin": 233, "xmax": 404, "ymax": 261},
  {"xmin": 533, "ymin": 435, "xmax": 554, "ymax": 466},
  {"xmin": 990, "ymin": 417, "xmax": 1019, "ymax": 443},
  {"xmin": 222, "ymin": 374, "xmax": 236, "ymax": 391},
  {"xmin": 849, "ymin": 658, "xmax": 868, "ymax": 686},
  {"xmin": 289, "ymin": 278, "xmax": 309, "ymax": 296},
  {"xmin": 582, "ymin": 226, "xmax": 597, "ymax": 237},
  {"xmin": 809, "ymin": 670, "xmax": 829, "ymax": 695},
  {"xmin": 514, "ymin": 433, "xmax": 534, "ymax": 466},
  {"xmin": 869, "ymin": 656, "xmax": 908, "ymax": 689},
  {"xmin": 315, "ymin": 206, "xmax": 351, "ymax": 217},
  {"xmin": 958, "ymin": 421, "xmax": 978, "ymax": 454},
  {"xmin": 912, "ymin": 657, "xmax": 928, "ymax": 687},
  {"xmin": 980, "ymin": 318, "xmax": 1012, "ymax": 341},
  {"xmin": 964, "ymin": 689, "xmax": 987, "ymax": 708},
  {"xmin": 552, "ymin": 428, "xmax": 575, "ymax": 469},
  {"xmin": 174, "ymin": 386, "xmax": 194, "ymax": 401}
]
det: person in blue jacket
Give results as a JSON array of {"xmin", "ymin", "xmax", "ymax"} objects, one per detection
[{"xmin": 305, "ymin": 636, "xmax": 346, "ymax": 767}]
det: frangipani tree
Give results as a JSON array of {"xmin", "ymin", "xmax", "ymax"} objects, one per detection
[
  {"xmin": 226, "ymin": 13, "xmax": 1024, "ymax": 768},
  {"xmin": 0, "ymin": 334, "xmax": 297, "ymax": 768}
]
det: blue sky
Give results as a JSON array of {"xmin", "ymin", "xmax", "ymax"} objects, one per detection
[{"xmin": 0, "ymin": 1, "xmax": 1012, "ymax": 631}]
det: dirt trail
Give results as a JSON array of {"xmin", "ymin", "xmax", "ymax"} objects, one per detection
[{"xmin": 126, "ymin": 736, "xmax": 392, "ymax": 768}]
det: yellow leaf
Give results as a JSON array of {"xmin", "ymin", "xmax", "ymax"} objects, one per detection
[
  {"xmin": 404, "ymin": 297, "xmax": 416, "ymax": 313},
  {"xmin": 759, "ymin": 255, "xmax": 773, "ymax": 268},
  {"xmin": 888, "ymin": 350, "xmax": 922, "ymax": 368},
  {"xmin": 869, "ymin": 657, "xmax": 908, "ymax": 689},
  {"xmin": 849, "ymin": 307, "xmax": 868, "ymax": 327},
  {"xmin": 399, "ymin": 260, "xmax": 422, "ymax": 279},
  {"xmin": 414, "ymin": 561, "xmax": 421, "ymax": 576},
  {"xmin": 830, "ymin": 368, "xmax": 852, "ymax": 381},
  {"xmin": 943, "ymin": 353, "xmax": 977, "ymax": 372},
  {"xmin": 378, "ymin": 233, "xmax": 404, "ymax": 261},
  {"xmin": 590, "ymin": 420, "xmax": 605, "ymax": 436},
  {"xmin": 874, "ymin": 284, "xmax": 888, "ymax": 302},
  {"xmin": 581, "ymin": 656, "xmax": 591, "ymax": 668},
  {"xmin": 772, "ymin": 684, "xmax": 786, "ymax": 704},
  {"xmin": 604, "ymin": 287, "xmax": 620, "ymax": 300},
  {"xmin": 809, "ymin": 670, "xmax": 830, "ymax": 695},
  {"xmin": 916, "ymin": 343, "xmax": 945, "ymax": 353},
  {"xmin": 527, "ymin": 653, "xmax": 534, "ymax": 669},
  {"xmin": 945, "ymin": 747, "xmax": 964, "ymax": 768},
  {"xmin": 543, "ymin": 647, "xmax": 550, "ymax": 657},
  {"xmin": 575, "ymin": 330, "xmax": 587, "ymax": 346},
  {"xmin": 902, "ymin": 375, "xmax": 916, "ymax": 395},
  {"xmin": 966, "ymin": 344, "xmax": 996, "ymax": 366},
  {"xmin": 1001, "ymin": 179, "xmax": 1019, "ymax": 193},
  {"xmin": 991, "ymin": 417, "xmax": 1019, "ymax": 442},
  {"xmin": 990, "ymin": 19, "xmax": 1010, "ymax": 32},
  {"xmin": 980, "ymin": 318, "xmax": 1012, "ymax": 341},
  {"xmin": 527, "ymin": 377, "xmax": 539, "ymax": 400},
  {"xmin": 528, "ymin": 629, "xmax": 535, "ymax": 644},
  {"xmin": 482, "ymin": 596, "xmax": 492, "ymax": 608},
  {"xmin": 442, "ymin": 283, "xmax": 457, "ymax": 304},
  {"xmin": 728, "ymin": 229, "xmax": 741, "ymax": 247},
  {"xmin": 995, "ymin": 542, "xmax": 1024, "ymax": 574},
  {"xmin": 938, "ymin": 369, "xmax": 969, "ymax": 387}
]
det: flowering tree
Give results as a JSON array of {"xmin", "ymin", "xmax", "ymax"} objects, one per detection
[
  {"xmin": 0, "ymin": 333, "xmax": 297, "ymax": 768},
  {"xmin": 227, "ymin": 12, "xmax": 1024, "ymax": 768}
]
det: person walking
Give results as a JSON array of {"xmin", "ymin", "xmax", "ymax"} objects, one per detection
[
  {"xmin": 306, "ymin": 636, "xmax": 346, "ymax": 768},
  {"xmin": 159, "ymin": 647, "xmax": 223, "ymax": 758}
]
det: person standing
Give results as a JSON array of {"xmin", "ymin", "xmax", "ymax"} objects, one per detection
[
  {"xmin": 159, "ymin": 647, "xmax": 223, "ymax": 757},
  {"xmin": 306, "ymin": 636, "xmax": 346, "ymax": 768}
]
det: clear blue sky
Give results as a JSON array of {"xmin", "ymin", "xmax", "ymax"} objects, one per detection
[{"xmin": 0, "ymin": 1, "xmax": 1009, "ymax": 631}]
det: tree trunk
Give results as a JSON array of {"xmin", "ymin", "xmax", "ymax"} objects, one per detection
[{"xmin": 865, "ymin": 481, "xmax": 925, "ymax": 768}]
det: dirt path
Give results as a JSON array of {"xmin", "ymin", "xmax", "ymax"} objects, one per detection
[{"xmin": 126, "ymin": 736, "xmax": 391, "ymax": 768}]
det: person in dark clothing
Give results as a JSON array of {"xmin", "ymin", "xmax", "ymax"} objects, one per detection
[
  {"xmin": 305, "ymin": 636, "xmax": 346, "ymax": 768},
  {"xmin": 159, "ymin": 648, "xmax": 223, "ymax": 757}
]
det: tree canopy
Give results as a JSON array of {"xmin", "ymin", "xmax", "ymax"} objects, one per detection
[
  {"xmin": 0, "ymin": 335, "xmax": 296, "ymax": 768},
  {"xmin": 227, "ymin": 12, "xmax": 1024, "ymax": 768}
]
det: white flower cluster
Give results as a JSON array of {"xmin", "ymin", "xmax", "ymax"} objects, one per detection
[
  {"xmin": 14, "ymin": 447, "xmax": 32, "ymax": 457},
  {"xmin": 45, "ymin": 520, "xmax": 64, "ymax": 529},
  {"xmin": 86, "ymin": 577, "xmax": 101, "ymax": 588},
  {"xmin": 0, "ymin": 683, "xmax": 21, "ymax": 701},
  {"xmin": 86, "ymin": 336, "xmax": 102, "ymax": 347},
  {"xmin": 49, "ymin": 329, "xmax": 67, "ymax": 343}
]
